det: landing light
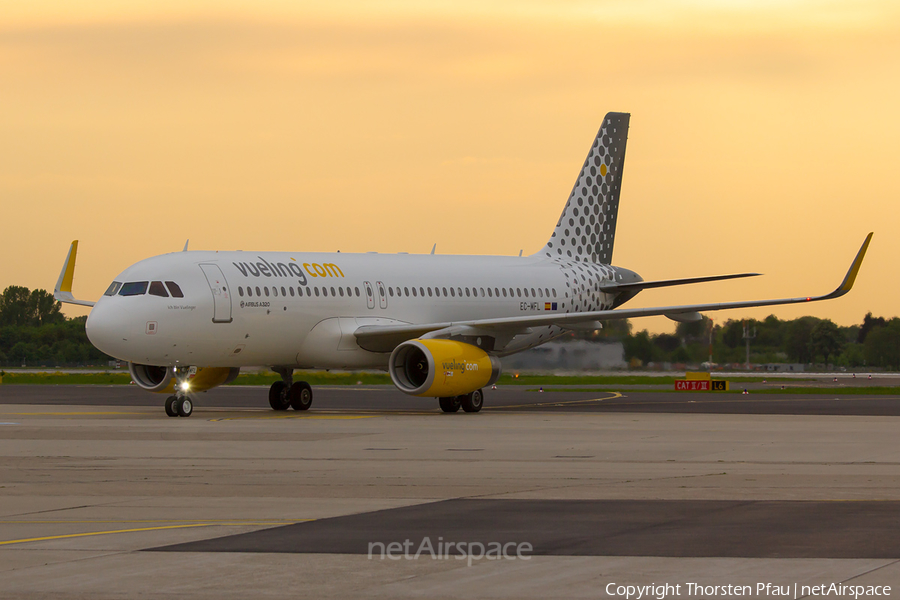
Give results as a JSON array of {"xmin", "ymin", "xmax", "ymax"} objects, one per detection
[{"xmin": 181, "ymin": 382, "xmax": 190, "ymax": 391}]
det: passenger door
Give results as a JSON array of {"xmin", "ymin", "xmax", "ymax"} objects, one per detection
[{"xmin": 199, "ymin": 264, "xmax": 233, "ymax": 323}]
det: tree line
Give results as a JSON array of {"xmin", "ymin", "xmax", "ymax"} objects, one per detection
[
  {"xmin": 578, "ymin": 312, "xmax": 900, "ymax": 369},
  {"xmin": 0, "ymin": 286, "xmax": 111, "ymax": 367}
]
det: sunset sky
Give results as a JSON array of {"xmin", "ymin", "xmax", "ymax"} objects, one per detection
[{"xmin": 2, "ymin": 1, "xmax": 898, "ymax": 334}]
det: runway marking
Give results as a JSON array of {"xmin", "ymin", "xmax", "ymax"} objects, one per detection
[{"xmin": 489, "ymin": 391, "xmax": 623, "ymax": 410}]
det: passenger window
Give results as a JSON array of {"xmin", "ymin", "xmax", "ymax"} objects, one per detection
[
  {"xmin": 281, "ymin": 287, "xmax": 286, "ymax": 296},
  {"xmin": 264, "ymin": 287, "xmax": 270, "ymax": 297},
  {"xmin": 495, "ymin": 288, "xmax": 500, "ymax": 297},
  {"xmin": 119, "ymin": 282, "xmax": 148, "ymax": 296},
  {"xmin": 340, "ymin": 287, "xmax": 345, "ymax": 297},
  {"xmin": 323, "ymin": 287, "xmax": 328, "ymax": 297},
  {"xmin": 104, "ymin": 282, "xmax": 122, "ymax": 296},
  {"xmin": 273, "ymin": 287, "xmax": 278, "ymax": 297},
  {"xmin": 404, "ymin": 287, "xmax": 409, "ymax": 297},
  {"xmin": 315, "ymin": 287, "xmax": 320, "ymax": 297},
  {"xmin": 389, "ymin": 288, "xmax": 394, "ymax": 297},
  {"xmin": 465, "ymin": 288, "xmax": 470, "ymax": 297},
  {"xmin": 538, "ymin": 288, "xmax": 543, "ymax": 298},
  {"xmin": 331, "ymin": 287, "xmax": 336, "ymax": 296},
  {"xmin": 419, "ymin": 287, "xmax": 424, "ymax": 297},
  {"xmin": 256, "ymin": 287, "xmax": 261, "ymax": 296},
  {"xmin": 480, "ymin": 287, "xmax": 485, "ymax": 297},
  {"xmin": 149, "ymin": 281, "xmax": 168, "ymax": 297},
  {"xmin": 427, "ymin": 288, "xmax": 433, "ymax": 297},
  {"xmin": 552, "ymin": 289, "xmax": 556, "ymax": 297},
  {"xmin": 502, "ymin": 288, "xmax": 507, "ymax": 297},
  {"xmin": 247, "ymin": 287, "xmax": 253, "ymax": 297},
  {"xmin": 412, "ymin": 287, "xmax": 417, "ymax": 297},
  {"xmin": 450, "ymin": 288, "xmax": 455, "ymax": 297},
  {"xmin": 347, "ymin": 287, "xmax": 352, "ymax": 296},
  {"xmin": 164, "ymin": 282, "xmax": 184, "ymax": 298},
  {"xmin": 442, "ymin": 287, "xmax": 448, "ymax": 297},
  {"xmin": 290, "ymin": 287, "xmax": 295, "ymax": 297},
  {"xmin": 487, "ymin": 288, "xmax": 493, "ymax": 297},
  {"xmin": 238, "ymin": 287, "xmax": 244, "ymax": 297}
]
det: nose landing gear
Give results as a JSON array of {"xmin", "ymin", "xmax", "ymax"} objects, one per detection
[
  {"xmin": 269, "ymin": 368, "xmax": 314, "ymax": 411},
  {"xmin": 164, "ymin": 394, "xmax": 193, "ymax": 417},
  {"xmin": 165, "ymin": 367, "xmax": 195, "ymax": 417}
]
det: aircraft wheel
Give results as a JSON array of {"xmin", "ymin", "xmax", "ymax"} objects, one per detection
[
  {"xmin": 461, "ymin": 389, "xmax": 484, "ymax": 413},
  {"xmin": 268, "ymin": 381, "xmax": 290, "ymax": 410},
  {"xmin": 165, "ymin": 396, "xmax": 179, "ymax": 417},
  {"xmin": 439, "ymin": 397, "xmax": 461, "ymax": 413},
  {"xmin": 178, "ymin": 397, "xmax": 193, "ymax": 417},
  {"xmin": 290, "ymin": 381, "xmax": 313, "ymax": 411}
]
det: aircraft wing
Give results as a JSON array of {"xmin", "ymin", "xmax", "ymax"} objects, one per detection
[
  {"xmin": 354, "ymin": 233, "xmax": 872, "ymax": 353},
  {"xmin": 598, "ymin": 272, "xmax": 761, "ymax": 293},
  {"xmin": 54, "ymin": 241, "xmax": 96, "ymax": 307}
]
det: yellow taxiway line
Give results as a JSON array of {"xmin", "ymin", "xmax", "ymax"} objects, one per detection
[
  {"xmin": 0, "ymin": 523, "xmax": 213, "ymax": 546},
  {"xmin": 0, "ymin": 519, "xmax": 310, "ymax": 546}
]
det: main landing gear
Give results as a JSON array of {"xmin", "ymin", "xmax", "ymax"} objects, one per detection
[
  {"xmin": 269, "ymin": 367, "xmax": 313, "ymax": 411},
  {"xmin": 439, "ymin": 389, "xmax": 484, "ymax": 413}
]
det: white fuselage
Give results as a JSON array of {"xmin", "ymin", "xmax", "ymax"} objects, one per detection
[{"xmin": 85, "ymin": 250, "xmax": 630, "ymax": 370}]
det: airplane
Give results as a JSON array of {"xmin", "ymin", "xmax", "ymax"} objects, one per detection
[{"xmin": 53, "ymin": 112, "xmax": 872, "ymax": 417}]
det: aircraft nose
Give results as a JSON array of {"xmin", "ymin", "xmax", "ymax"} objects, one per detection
[{"xmin": 85, "ymin": 300, "xmax": 130, "ymax": 358}]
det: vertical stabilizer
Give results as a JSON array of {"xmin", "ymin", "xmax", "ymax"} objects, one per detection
[{"xmin": 537, "ymin": 112, "xmax": 630, "ymax": 264}]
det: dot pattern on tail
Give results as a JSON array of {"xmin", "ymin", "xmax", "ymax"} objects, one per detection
[{"xmin": 540, "ymin": 112, "xmax": 630, "ymax": 266}]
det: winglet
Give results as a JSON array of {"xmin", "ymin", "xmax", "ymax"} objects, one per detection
[
  {"xmin": 53, "ymin": 241, "xmax": 95, "ymax": 307},
  {"xmin": 826, "ymin": 233, "xmax": 873, "ymax": 299},
  {"xmin": 183, "ymin": 239, "xmax": 189, "ymax": 252}
]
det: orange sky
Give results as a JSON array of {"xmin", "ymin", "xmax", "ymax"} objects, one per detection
[{"xmin": 2, "ymin": 1, "xmax": 898, "ymax": 334}]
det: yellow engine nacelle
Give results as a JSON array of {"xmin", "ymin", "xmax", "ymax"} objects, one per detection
[
  {"xmin": 128, "ymin": 363, "xmax": 240, "ymax": 394},
  {"xmin": 389, "ymin": 339, "xmax": 501, "ymax": 397}
]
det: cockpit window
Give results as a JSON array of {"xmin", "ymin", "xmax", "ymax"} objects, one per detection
[
  {"xmin": 119, "ymin": 282, "xmax": 149, "ymax": 296},
  {"xmin": 165, "ymin": 282, "xmax": 184, "ymax": 298},
  {"xmin": 104, "ymin": 282, "xmax": 122, "ymax": 296},
  {"xmin": 148, "ymin": 281, "xmax": 169, "ymax": 297}
]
